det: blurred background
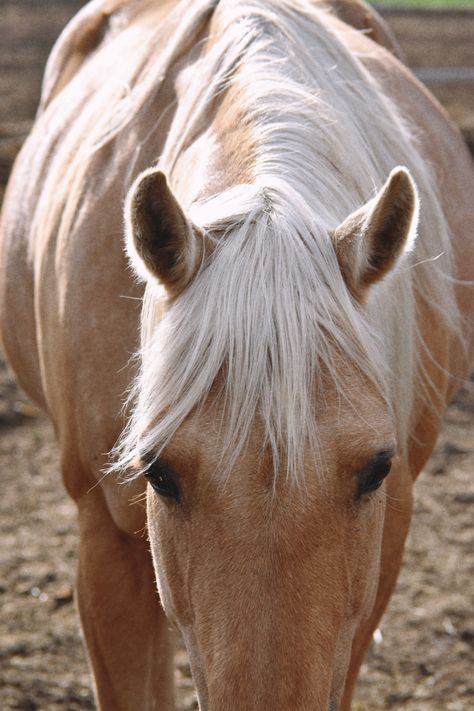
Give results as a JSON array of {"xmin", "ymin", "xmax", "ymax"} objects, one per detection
[{"xmin": 0, "ymin": 2, "xmax": 473, "ymax": 710}]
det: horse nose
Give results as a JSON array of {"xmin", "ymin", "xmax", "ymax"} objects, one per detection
[{"xmin": 328, "ymin": 702, "xmax": 338, "ymax": 711}]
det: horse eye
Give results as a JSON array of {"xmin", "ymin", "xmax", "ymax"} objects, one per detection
[
  {"xmin": 356, "ymin": 451, "xmax": 393, "ymax": 500},
  {"xmin": 145, "ymin": 459, "xmax": 180, "ymax": 502}
]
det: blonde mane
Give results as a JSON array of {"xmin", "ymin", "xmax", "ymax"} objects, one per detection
[{"xmin": 88, "ymin": 0, "xmax": 460, "ymax": 480}]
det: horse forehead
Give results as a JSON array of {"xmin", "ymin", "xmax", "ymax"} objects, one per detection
[{"xmin": 165, "ymin": 387, "xmax": 393, "ymax": 475}]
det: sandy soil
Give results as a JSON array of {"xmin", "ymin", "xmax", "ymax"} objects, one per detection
[{"xmin": 0, "ymin": 3, "xmax": 473, "ymax": 710}]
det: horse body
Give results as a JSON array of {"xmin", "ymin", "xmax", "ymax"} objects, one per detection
[{"xmin": 1, "ymin": 1, "xmax": 473, "ymax": 709}]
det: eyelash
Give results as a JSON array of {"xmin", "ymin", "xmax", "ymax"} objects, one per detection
[
  {"xmin": 145, "ymin": 460, "xmax": 180, "ymax": 502},
  {"xmin": 356, "ymin": 452, "xmax": 393, "ymax": 500}
]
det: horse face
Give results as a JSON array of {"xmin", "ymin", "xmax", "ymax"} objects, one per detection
[
  {"xmin": 124, "ymin": 166, "xmax": 418, "ymax": 708},
  {"xmin": 143, "ymin": 372, "xmax": 397, "ymax": 710}
]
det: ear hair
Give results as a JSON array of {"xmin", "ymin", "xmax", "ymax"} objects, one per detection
[
  {"xmin": 125, "ymin": 169, "xmax": 204, "ymax": 296},
  {"xmin": 332, "ymin": 167, "xmax": 419, "ymax": 302}
]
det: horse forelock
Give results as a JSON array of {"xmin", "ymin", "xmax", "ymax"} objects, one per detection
[
  {"xmin": 111, "ymin": 0, "xmax": 461, "ymax": 482},
  {"xmin": 124, "ymin": 185, "xmax": 389, "ymax": 482}
]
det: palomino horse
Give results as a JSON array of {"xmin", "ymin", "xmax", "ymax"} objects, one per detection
[{"xmin": 1, "ymin": 0, "xmax": 473, "ymax": 709}]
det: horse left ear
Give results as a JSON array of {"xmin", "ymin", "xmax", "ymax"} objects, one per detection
[
  {"xmin": 332, "ymin": 167, "xmax": 418, "ymax": 302},
  {"xmin": 125, "ymin": 168, "xmax": 204, "ymax": 296}
]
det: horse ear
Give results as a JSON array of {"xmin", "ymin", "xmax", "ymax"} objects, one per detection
[
  {"xmin": 125, "ymin": 169, "xmax": 204, "ymax": 296},
  {"xmin": 332, "ymin": 167, "xmax": 418, "ymax": 302}
]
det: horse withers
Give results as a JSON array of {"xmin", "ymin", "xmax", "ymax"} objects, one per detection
[{"xmin": 1, "ymin": 0, "xmax": 473, "ymax": 709}]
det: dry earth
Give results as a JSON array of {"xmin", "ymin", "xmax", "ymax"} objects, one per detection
[{"xmin": 0, "ymin": 3, "xmax": 473, "ymax": 711}]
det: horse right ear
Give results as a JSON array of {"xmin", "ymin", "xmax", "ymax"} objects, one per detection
[{"xmin": 125, "ymin": 169, "xmax": 204, "ymax": 296}]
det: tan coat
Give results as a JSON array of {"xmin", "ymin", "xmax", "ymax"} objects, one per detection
[{"xmin": 1, "ymin": 2, "xmax": 473, "ymax": 709}]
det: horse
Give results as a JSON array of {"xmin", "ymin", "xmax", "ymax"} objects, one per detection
[{"xmin": 1, "ymin": 0, "xmax": 473, "ymax": 709}]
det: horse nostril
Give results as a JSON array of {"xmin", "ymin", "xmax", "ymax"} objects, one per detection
[{"xmin": 328, "ymin": 703, "xmax": 338, "ymax": 711}]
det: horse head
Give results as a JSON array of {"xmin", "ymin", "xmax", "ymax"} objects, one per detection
[{"xmin": 119, "ymin": 164, "xmax": 418, "ymax": 709}]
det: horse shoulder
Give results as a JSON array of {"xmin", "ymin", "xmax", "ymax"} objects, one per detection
[
  {"xmin": 325, "ymin": 0, "xmax": 404, "ymax": 60},
  {"xmin": 359, "ymin": 35, "xmax": 474, "ymax": 356},
  {"xmin": 336, "ymin": 17, "xmax": 474, "ymax": 472},
  {"xmin": 39, "ymin": 1, "xmax": 122, "ymax": 110},
  {"xmin": 40, "ymin": 0, "xmax": 181, "ymax": 111}
]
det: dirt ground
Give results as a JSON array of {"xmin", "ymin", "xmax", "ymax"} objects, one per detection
[{"xmin": 0, "ymin": 3, "xmax": 473, "ymax": 711}]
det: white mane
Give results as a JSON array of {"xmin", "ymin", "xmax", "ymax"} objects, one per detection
[{"xmin": 111, "ymin": 0, "xmax": 460, "ymax": 480}]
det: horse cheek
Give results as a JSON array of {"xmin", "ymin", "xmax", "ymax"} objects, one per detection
[{"xmin": 146, "ymin": 490, "xmax": 192, "ymax": 627}]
